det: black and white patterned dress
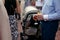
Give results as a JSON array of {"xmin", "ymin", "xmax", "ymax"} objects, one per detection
[{"xmin": 9, "ymin": 15, "xmax": 18, "ymax": 40}]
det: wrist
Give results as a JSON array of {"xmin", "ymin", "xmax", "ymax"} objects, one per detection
[{"xmin": 43, "ymin": 15, "xmax": 48, "ymax": 21}]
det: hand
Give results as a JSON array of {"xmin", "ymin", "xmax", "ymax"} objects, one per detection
[
  {"xmin": 33, "ymin": 14, "xmax": 44, "ymax": 21},
  {"xmin": 33, "ymin": 14, "xmax": 38, "ymax": 21},
  {"xmin": 37, "ymin": 14, "xmax": 44, "ymax": 20}
]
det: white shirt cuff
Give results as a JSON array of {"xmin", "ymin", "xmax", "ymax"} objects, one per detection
[{"xmin": 43, "ymin": 15, "xmax": 48, "ymax": 21}]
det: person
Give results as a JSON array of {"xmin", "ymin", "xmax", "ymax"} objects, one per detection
[
  {"xmin": 24, "ymin": 0, "xmax": 36, "ymax": 8},
  {"xmin": 33, "ymin": 0, "xmax": 60, "ymax": 40},
  {"xmin": 35, "ymin": 0, "xmax": 44, "ymax": 10},
  {"xmin": 4, "ymin": 0, "xmax": 20, "ymax": 40},
  {"xmin": 15, "ymin": 0, "xmax": 21, "ymax": 20},
  {"xmin": 0, "ymin": 0, "xmax": 12, "ymax": 40},
  {"xmin": 30, "ymin": 0, "xmax": 36, "ymax": 6},
  {"xmin": 24, "ymin": 0, "xmax": 31, "ymax": 7}
]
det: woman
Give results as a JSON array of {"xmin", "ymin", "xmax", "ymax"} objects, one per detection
[
  {"xmin": 0, "ymin": 0, "xmax": 12, "ymax": 40},
  {"xmin": 4, "ymin": 0, "xmax": 21, "ymax": 40}
]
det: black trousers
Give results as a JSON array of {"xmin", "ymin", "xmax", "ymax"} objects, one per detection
[{"xmin": 41, "ymin": 20, "xmax": 58, "ymax": 40}]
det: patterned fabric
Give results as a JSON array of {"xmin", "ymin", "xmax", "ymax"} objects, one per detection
[{"xmin": 9, "ymin": 15, "xmax": 18, "ymax": 40}]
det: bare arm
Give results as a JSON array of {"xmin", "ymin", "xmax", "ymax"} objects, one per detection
[{"xmin": 16, "ymin": 0, "xmax": 21, "ymax": 14}]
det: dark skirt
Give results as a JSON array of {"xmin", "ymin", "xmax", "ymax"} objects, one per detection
[{"xmin": 9, "ymin": 15, "xmax": 18, "ymax": 40}]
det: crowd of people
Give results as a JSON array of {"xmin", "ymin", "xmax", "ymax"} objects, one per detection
[{"xmin": 0, "ymin": 0, "xmax": 60, "ymax": 40}]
